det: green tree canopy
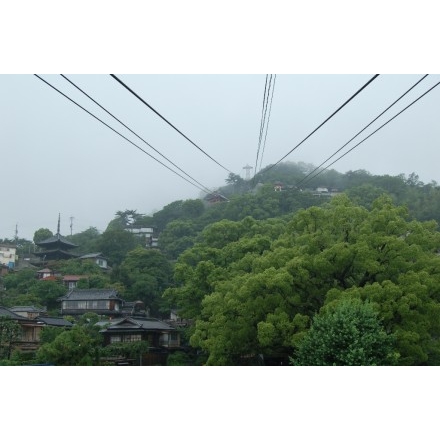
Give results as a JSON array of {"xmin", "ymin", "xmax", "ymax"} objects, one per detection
[
  {"xmin": 291, "ymin": 300, "xmax": 396, "ymax": 366},
  {"xmin": 116, "ymin": 247, "xmax": 173, "ymax": 317},
  {"xmin": 165, "ymin": 195, "xmax": 440, "ymax": 365},
  {"xmin": 33, "ymin": 228, "xmax": 53, "ymax": 244}
]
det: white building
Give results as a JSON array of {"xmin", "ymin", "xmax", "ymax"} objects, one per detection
[{"xmin": 0, "ymin": 243, "xmax": 17, "ymax": 269}]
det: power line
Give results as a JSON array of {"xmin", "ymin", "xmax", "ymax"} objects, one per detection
[
  {"xmin": 299, "ymin": 78, "xmax": 440, "ymax": 187},
  {"xmin": 296, "ymin": 74, "xmax": 429, "ymax": 187},
  {"xmin": 34, "ymin": 74, "xmax": 212, "ymax": 195},
  {"xmin": 260, "ymin": 74, "xmax": 380, "ymax": 175},
  {"xmin": 60, "ymin": 74, "xmax": 213, "ymax": 194},
  {"xmin": 110, "ymin": 74, "xmax": 233, "ymax": 174},
  {"xmin": 258, "ymin": 74, "xmax": 277, "ymax": 172},
  {"xmin": 254, "ymin": 75, "xmax": 271, "ymax": 176}
]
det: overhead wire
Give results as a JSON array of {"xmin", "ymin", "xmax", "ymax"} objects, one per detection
[
  {"xmin": 110, "ymin": 74, "xmax": 233, "ymax": 174},
  {"xmin": 296, "ymin": 74, "xmax": 429, "ymax": 187},
  {"xmin": 34, "ymin": 74, "xmax": 213, "ymax": 195},
  {"xmin": 298, "ymin": 77, "xmax": 440, "ymax": 187},
  {"xmin": 258, "ymin": 74, "xmax": 277, "ymax": 172},
  {"xmin": 254, "ymin": 74, "xmax": 271, "ymax": 177},
  {"xmin": 259, "ymin": 74, "xmax": 380, "ymax": 175},
  {"xmin": 60, "ymin": 74, "xmax": 214, "ymax": 194}
]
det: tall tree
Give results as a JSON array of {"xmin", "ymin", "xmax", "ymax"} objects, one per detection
[
  {"xmin": 117, "ymin": 247, "xmax": 173, "ymax": 317},
  {"xmin": 165, "ymin": 195, "xmax": 440, "ymax": 365},
  {"xmin": 0, "ymin": 317, "xmax": 21, "ymax": 360},
  {"xmin": 291, "ymin": 300, "xmax": 396, "ymax": 366},
  {"xmin": 33, "ymin": 228, "xmax": 53, "ymax": 244}
]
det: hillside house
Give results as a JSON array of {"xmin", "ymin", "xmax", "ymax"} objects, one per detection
[
  {"xmin": 62, "ymin": 275, "xmax": 88, "ymax": 289},
  {"xmin": 0, "ymin": 306, "xmax": 72, "ymax": 355},
  {"xmin": 125, "ymin": 227, "xmax": 158, "ymax": 248},
  {"xmin": 58, "ymin": 288, "xmax": 125, "ymax": 317},
  {"xmin": 79, "ymin": 253, "xmax": 110, "ymax": 270},
  {"xmin": 0, "ymin": 243, "xmax": 16, "ymax": 269},
  {"xmin": 9, "ymin": 306, "xmax": 47, "ymax": 319},
  {"xmin": 99, "ymin": 316, "xmax": 181, "ymax": 365},
  {"xmin": 204, "ymin": 193, "xmax": 229, "ymax": 204}
]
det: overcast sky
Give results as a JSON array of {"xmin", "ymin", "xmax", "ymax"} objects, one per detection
[{"xmin": 1, "ymin": 73, "xmax": 439, "ymax": 241}]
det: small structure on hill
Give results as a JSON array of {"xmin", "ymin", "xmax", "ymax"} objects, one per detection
[{"xmin": 33, "ymin": 215, "xmax": 79, "ymax": 262}]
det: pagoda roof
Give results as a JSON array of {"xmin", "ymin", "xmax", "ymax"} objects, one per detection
[
  {"xmin": 35, "ymin": 233, "xmax": 78, "ymax": 248},
  {"xmin": 33, "ymin": 248, "xmax": 80, "ymax": 260}
]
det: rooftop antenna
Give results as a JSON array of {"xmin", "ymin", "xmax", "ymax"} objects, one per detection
[
  {"xmin": 15, "ymin": 224, "xmax": 18, "ymax": 246},
  {"xmin": 243, "ymin": 164, "xmax": 253, "ymax": 181}
]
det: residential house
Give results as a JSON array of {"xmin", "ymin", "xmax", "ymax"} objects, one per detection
[
  {"xmin": 36, "ymin": 268, "xmax": 57, "ymax": 279},
  {"xmin": 79, "ymin": 253, "xmax": 110, "ymax": 270},
  {"xmin": 0, "ymin": 243, "xmax": 16, "ymax": 269},
  {"xmin": 58, "ymin": 288, "xmax": 125, "ymax": 317},
  {"xmin": 9, "ymin": 306, "xmax": 47, "ymax": 319},
  {"xmin": 204, "ymin": 192, "xmax": 229, "ymax": 204},
  {"xmin": 0, "ymin": 306, "xmax": 72, "ymax": 355},
  {"xmin": 62, "ymin": 275, "xmax": 88, "ymax": 289},
  {"xmin": 99, "ymin": 316, "xmax": 181, "ymax": 365},
  {"xmin": 125, "ymin": 228, "xmax": 158, "ymax": 248}
]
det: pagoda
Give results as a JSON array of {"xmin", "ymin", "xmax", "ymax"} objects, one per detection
[{"xmin": 33, "ymin": 214, "xmax": 79, "ymax": 262}]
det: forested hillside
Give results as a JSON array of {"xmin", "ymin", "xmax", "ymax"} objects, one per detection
[{"xmin": 3, "ymin": 162, "xmax": 440, "ymax": 365}]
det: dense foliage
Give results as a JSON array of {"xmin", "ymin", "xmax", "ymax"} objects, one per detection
[
  {"xmin": 4, "ymin": 162, "xmax": 440, "ymax": 365},
  {"xmin": 164, "ymin": 195, "xmax": 440, "ymax": 365}
]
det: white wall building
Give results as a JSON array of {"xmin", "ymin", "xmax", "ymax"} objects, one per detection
[{"xmin": 0, "ymin": 243, "xmax": 17, "ymax": 269}]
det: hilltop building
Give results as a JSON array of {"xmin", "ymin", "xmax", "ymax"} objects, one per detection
[{"xmin": 33, "ymin": 215, "xmax": 79, "ymax": 263}]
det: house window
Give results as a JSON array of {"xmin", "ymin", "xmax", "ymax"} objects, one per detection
[
  {"xmin": 124, "ymin": 334, "xmax": 141, "ymax": 342},
  {"xmin": 110, "ymin": 335, "xmax": 121, "ymax": 343},
  {"xmin": 159, "ymin": 333, "xmax": 170, "ymax": 346}
]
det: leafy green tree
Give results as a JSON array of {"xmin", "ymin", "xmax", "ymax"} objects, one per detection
[
  {"xmin": 36, "ymin": 321, "xmax": 103, "ymax": 366},
  {"xmin": 117, "ymin": 248, "xmax": 173, "ymax": 317},
  {"xmin": 158, "ymin": 220, "xmax": 199, "ymax": 260},
  {"xmin": 69, "ymin": 227, "xmax": 101, "ymax": 254},
  {"xmin": 0, "ymin": 317, "xmax": 22, "ymax": 360},
  {"xmin": 53, "ymin": 259, "xmax": 102, "ymax": 275},
  {"xmin": 291, "ymin": 300, "xmax": 396, "ymax": 366},
  {"xmin": 38, "ymin": 326, "xmax": 65, "ymax": 345},
  {"xmin": 181, "ymin": 199, "xmax": 205, "ymax": 219},
  {"xmin": 98, "ymin": 229, "xmax": 137, "ymax": 266},
  {"xmin": 27, "ymin": 280, "xmax": 67, "ymax": 312},
  {"xmin": 33, "ymin": 228, "xmax": 53, "ymax": 244},
  {"xmin": 165, "ymin": 194, "xmax": 440, "ymax": 365},
  {"xmin": 100, "ymin": 341, "xmax": 149, "ymax": 365}
]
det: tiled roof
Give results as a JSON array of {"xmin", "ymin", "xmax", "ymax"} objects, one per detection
[
  {"xmin": 0, "ymin": 306, "xmax": 26, "ymax": 320},
  {"xmin": 102, "ymin": 317, "xmax": 177, "ymax": 332},
  {"xmin": 63, "ymin": 275, "xmax": 87, "ymax": 281},
  {"xmin": 35, "ymin": 233, "xmax": 78, "ymax": 248},
  {"xmin": 10, "ymin": 306, "xmax": 46, "ymax": 313},
  {"xmin": 36, "ymin": 316, "xmax": 73, "ymax": 327},
  {"xmin": 59, "ymin": 289, "xmax": 121, "ymax": 301}
]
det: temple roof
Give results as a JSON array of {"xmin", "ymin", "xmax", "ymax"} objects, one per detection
[
  {"xmin": 35, "ymin": 233, "xmax": 78, "ymax": 249},
  {"xmin": 33, "ymin": 248, "xmax": 80, "ymax": 260}
]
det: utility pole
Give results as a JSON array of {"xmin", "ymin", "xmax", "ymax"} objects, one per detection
[{"xmin": 70, "ymin": 216, "xmax": 74, "ymax": 236}]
